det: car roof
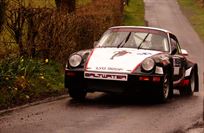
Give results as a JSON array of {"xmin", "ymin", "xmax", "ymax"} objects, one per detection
[{"xmin": 109, "ymin": 26, "xmax": 172, "ymax": 34}]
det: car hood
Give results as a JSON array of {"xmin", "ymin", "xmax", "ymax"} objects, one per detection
[{"xmin": 86, "ymin": 48, "xmax": 161, "ymax": 74}]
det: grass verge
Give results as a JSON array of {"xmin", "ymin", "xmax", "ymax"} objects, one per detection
[
  {"xmin": 123, "ymin": 0, "xmax": 145, "ymax": 26},
  {"xmin": 0, "ymin": 57, "xmax": 65, "ymax": 110},
  {"xmin": 178, "ymin": 0, "xmax": 204, "ymax": 42},
  {"xmin": 177, "ymin": 1, "xmax": 204, "ymax": 131}
]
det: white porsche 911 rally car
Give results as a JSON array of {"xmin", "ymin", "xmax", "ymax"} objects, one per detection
[{"xmin": 65, "ymin": 26, "xmax": 199, "ymax": 102}]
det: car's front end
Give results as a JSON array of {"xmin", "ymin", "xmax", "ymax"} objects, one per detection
[
  {"xmin": 65, "ymin": 47, "xmax": 171, "ymax": 94},
  {"xmin": 65, "ymin": 69, "xmax": 164, "ymax": 94}
]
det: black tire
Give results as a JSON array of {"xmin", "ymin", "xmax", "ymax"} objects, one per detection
[
  {"xmin": 158, "ymin": 72, "xmax": 172, "ymax": 102},
  {"xmin": 179, "ymin": 68, "xmax": 197, "ymax": 96},
  {"xmin": 68, "ymin": 88, "xmax": 87, "ymax": 101}
]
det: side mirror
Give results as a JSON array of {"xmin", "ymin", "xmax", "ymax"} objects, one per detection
[
  {"xmin": 181, "ymin": 49, "xmax": 188, "ymax": 56},
  {"xmin": 171, "ymin": 47, "xmax": 177, "ymax": 55},
  {"xmin": 93, "ymin": 41, "xmax": 98, "ymax": 48}
]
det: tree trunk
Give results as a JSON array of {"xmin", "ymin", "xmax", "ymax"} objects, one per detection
[
  {"xmin": 120, "ymin": 0, "xmax": 124, "ymax": 14},
  {"xmin": 0, "ymin": 0, "xmax": 7, "ymax": 32},
  {"xmin": 55, "ymin": 0, "xmax": 75, "ymax": 13}
]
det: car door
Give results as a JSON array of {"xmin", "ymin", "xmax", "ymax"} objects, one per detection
[{"xmin": 169, "ymin": 34, "xmax": 186, "ymax": 81}]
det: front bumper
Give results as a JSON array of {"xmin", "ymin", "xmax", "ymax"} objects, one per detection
[{"xmin": 65, "ymin": 69, "xmax": 164, "ymax": 94}]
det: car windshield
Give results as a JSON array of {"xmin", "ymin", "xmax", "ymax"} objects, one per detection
[{"xmin": 97, "ymin": 29, "xmax": 169, "ymax": 52}]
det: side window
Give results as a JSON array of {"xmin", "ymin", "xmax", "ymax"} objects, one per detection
[
  {"xmin": 170, "ymin": 34, "xmax": 181, "ymax": 54},
  {"xmin": 170, "ymin": 38, "xmax": 178, "ymax": 53}
]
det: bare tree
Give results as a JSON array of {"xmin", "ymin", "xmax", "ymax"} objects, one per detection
[
  {"xmin": 25, "ymin": 8, "xmax": 50, "ymax": 57},
  {"xmin": 6, "ymin": 7, "xmax": 26, "ymax": 56},
  {"xmin": 55, "ymin": 0, "xmax": 75, "ymax": 13}
]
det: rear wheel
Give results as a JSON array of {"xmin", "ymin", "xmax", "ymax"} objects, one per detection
[
  {"xmin": 179, "ymin": 68, "xmax": 197, "ymax": 96},
  {"xmin": 68, "ymin": 88, "xmax": 87, "ymax": 101}
]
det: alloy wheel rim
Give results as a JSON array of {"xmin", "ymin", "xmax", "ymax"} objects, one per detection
[
  {"xmin": 163, "ymin": 75, "xmax": 169, "ymax": 99},
  {"xmin": 190, "ymin": 74, "xmax": 195, "ymax": 92}
]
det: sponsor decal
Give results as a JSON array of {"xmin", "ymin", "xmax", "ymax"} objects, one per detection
[
  {"xmin": 96, "ymin": 67, "xmax": 123, "ymax": 71},
  {"xmin": 137, "ymin": 52, "xmax": 152, "ymax": 55},
  {"xmin": 111, "ymin": 50, "xmax": 131, "ymax": 60},
  {"xmin": 174, "ymin": 67, "xmax": 180, "ymax": 75},
  {"xmin": 84, "ymin": 72, "xmax": 128, "ymax": 81},
  {"xmin": 96, "ymin": 67, "xmax": 106, "ymax": 70},
  {"xmin": 107, "ymin": 67, "xmax": 123, "ymax": 71}
]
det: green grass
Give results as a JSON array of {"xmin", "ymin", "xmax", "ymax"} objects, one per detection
[
  {"xmin": 123, "ymin": 0, "xmax": 145, "ymax": 26},
  {"xmin": 178, "ymin": 0, "xmax": 204, "ymax": 42}
]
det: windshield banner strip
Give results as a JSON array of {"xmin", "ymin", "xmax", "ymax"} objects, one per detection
[{"xmin": 111, "ymin": 28, "xmax": 167, "ymax": 36}]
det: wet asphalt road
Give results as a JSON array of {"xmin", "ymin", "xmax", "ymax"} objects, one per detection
[{"xmin": 0, "ymin": 0, "xmax": 203, "ymax": 133}]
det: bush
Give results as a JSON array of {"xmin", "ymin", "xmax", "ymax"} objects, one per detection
[
  {"xmin": 0, "ymin": 56, "xmax": 64, "ymax": 109},
  {"xmin": 3, "ymin": 0, "xmax": 123, "ymax": 63},
  {"xmin": 32, "ymin": 0, "xmax": 122, "ymax": 63}
]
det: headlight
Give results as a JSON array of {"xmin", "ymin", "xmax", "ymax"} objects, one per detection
[
  {"xmin": 141, "ymin": 58, "xmax": 155, "ymax": 71},
  {"xmin": 69, "ymin": 54, "xmax": 82, "ymax": 68}
]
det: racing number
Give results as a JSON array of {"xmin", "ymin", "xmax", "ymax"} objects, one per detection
[
  {"xmin": 172, "ymin": 56, "xmax": 185, "ymax": 81},
  {"xmin": 170, "ymin": 34, "xmax": 185, "ymax": 81}
]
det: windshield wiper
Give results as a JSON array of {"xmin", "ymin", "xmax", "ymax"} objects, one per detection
[
  {"xmin": 138, "ymin": 33, "xmax": 150, "ymax": 49},
  {"xmin": 117, "ymin": 32, "xmax": 131, "ymax": 48}
]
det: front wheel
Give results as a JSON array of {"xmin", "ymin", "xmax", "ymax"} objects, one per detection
[
  {"xmin": 158, "ymin": 73, "xmax": 172, "ymax": 102},
  {"xmin": 68, "ymin": 88, "xmax": 87, "ymax": 101}
]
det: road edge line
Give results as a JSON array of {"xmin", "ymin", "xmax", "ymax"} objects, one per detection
[{"xmin": 0, "ymin": 95, "xmax": 68, "ymax": 116}]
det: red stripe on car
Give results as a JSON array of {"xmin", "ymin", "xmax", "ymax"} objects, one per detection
[
  {"xmin": 85, "ymin": 49, "xmax": 95, "ymax": 70},
  {"xmin": 131, "ymin": 63, "xmax": 141, "ymax": 74}
]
